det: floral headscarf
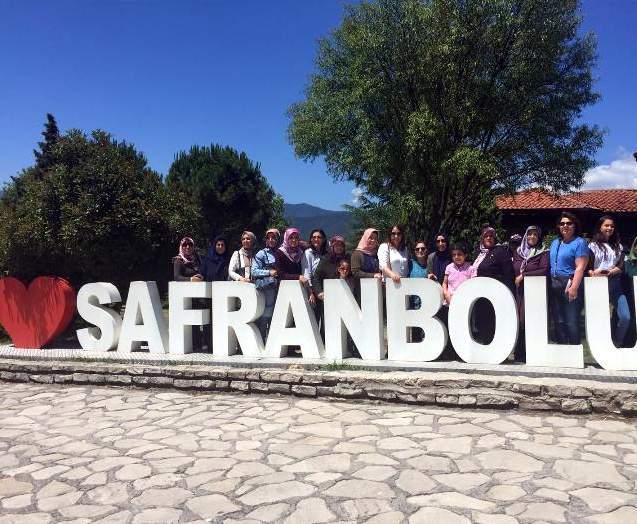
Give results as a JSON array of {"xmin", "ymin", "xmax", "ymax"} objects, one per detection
[
  {"xmin": 473, "ymin": 227, "xmax": 497, "ymax": 268},
  {"xmin": 517, "ymin": 225, "xmax": 546, "ymax": 270},
  {"xmin": 279, "ymin": 227, "xmax": 303, "ymax": 263},
  {"xmin": 177, "ymin": 237, "xmax": 195, "ymax": 263},
  {"xmin": 328, "ymin": 235, "xmax": 347, "ymax": 264}
]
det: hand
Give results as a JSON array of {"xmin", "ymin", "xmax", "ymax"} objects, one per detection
[
  {"xmin": 299, "ymin": 275, "xmax": 309, "ymax": 285},
  {"xmin": 373, "ymin": 273, "xmax": 383, "ymax": 280},
  {"xmin": 391, "ymin": 273, "xmax": 401, "ymax": 284},
  {"xmin": 566, "ymin": 285, "xmax": 578, "ymax": 302},
  {"xmin": 269, "ymin": 269, "xmax": 278, "ymax": 277},
  {"xmin": 240, "ymin": 276, "xmax": 250, "ymax": 283},
  {"xmin": 515, "ymin": 274, "xmax": 524, "ymax": 287},
  {"xmin": 444, "ymin": 292, "xmax": 452, "ymax": 304},
  {"xmin": 428, "ymin": 274, "xmax": 437, "ymax": 281},
  {"xmin": 190, "ymin": 275, "xmax": 203, "ymax": 282},
  {"xmin": 309, "ymin": 293, "xmax": 316, "ymax": 305},
  {"xmin": 317, "ymin": 292, "xmax": 324, "ymax": 300}
]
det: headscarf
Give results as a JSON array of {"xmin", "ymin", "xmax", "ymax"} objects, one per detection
[
  {"xmin": 328, "ymin": 235, "xmax": 347, "ymax": 264},
  {"xmin": 517, "ymin": 226, "xmax": 546, "ymax": 270},
  {"xmin": 431, "ymin": 232, "xmax": 451, "ymax": 282},
  {"xmin": 308, "ymin": 228, "xmax": 327, "ymax": 256},
  {"xmin": 264, "ymin": 228, "xmax": 281, "ymax": 249},
  {"xmin": 356, "ymin": 228, "xmax": 379, "ymax": 256},
  {"xmin": 177, "ymin": 237, "xmax": 195, "ymax": 263},
  {"xmin": 627, "ymin": 236, "xmax": 637, "ymax": 262},
  {"xmin": 279, "ymin": 227, "xmax": 303, "ymax": 263},
  {"xmin": 473, "ymin": 227, "xmax": 497, "ymax": 268},
  {"xmin": 205, "ymin": 235, "xmax": 229, "ymax": 280},
  {"xmin": 239, "ymin": 231, "xmax": 257, "ymax": 257}
]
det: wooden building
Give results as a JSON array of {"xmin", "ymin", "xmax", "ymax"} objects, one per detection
[{"xmin": 496, "ymin": 189, "xmax": 637, "ymax": 246}]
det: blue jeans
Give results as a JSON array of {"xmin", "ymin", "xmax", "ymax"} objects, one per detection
[
  {"xmin": 550, "ymin": 276, "xmax": 583, "ymax": 345},
  {"xmin": 609, "ymin": 276, "xmax": 631, "ymax": 346},
  {"xmin": 257, "ymin": 286, "xmax": 277, "ymax": 341}
]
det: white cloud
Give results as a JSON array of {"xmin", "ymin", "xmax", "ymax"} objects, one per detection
[
  {"xmin": 351, "ymin": 187, "xmax": 364, "ymax": 205},
  {"xmin": 584, "ymin": 152, "xmax": 637, "ymax": 189}
]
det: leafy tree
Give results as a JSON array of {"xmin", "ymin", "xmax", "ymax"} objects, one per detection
[
  {"xmin": 0, "ymin": 127, "xmax": 197, "ymax": 292},
  {"xmin": 166, "ymin": 144, "xmax": 286, "ymax": 248},
  {"xmin": 288, "ymin": 0, "xmax": 603, "ymax": 244}
]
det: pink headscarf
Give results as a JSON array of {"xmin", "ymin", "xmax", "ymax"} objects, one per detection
[
  {"xmin": 356, "ymin": 228, "xmax": 379, "ymax": 256},
  {"xmin": 279, "ymin": 227, "xmax": 302, "ymax": 263},
  {"xmin": 177, "ymin": 237, "xmax": 195, "ymax": 263}
]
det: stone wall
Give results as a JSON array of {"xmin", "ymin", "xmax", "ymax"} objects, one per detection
[{"xmin": 1, "ymin": 358, "xmax": 637, "ymax": 417}]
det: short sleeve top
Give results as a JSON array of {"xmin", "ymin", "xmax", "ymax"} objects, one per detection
[
  {"xmin": 588, "ymin": 242, "xmax": 623, "ymax": 271},
  {"xmin": 549, "ymin": 237, "xmax": 589, "ymax": 277}
]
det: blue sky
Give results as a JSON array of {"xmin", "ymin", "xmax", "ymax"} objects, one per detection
[{"xmin": 1, "ymin": 0, "xmax": 635, "ymax": 211}]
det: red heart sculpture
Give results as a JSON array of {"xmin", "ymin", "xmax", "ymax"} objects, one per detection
[{"xmin": 0, "ymin": 277, "xmax": 76, "ymax": 349}]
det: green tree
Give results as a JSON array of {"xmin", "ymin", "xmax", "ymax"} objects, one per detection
[
  {"xmin": 33, "ymin": 113, "xmax": 61, "ymax": 173},
  {"xmin": 166, "ymin": 144, "xmax": 286, "ymax": 248},
  {"xmin": 288, "ymin": 0, "xmax": 603, "ymax": 244},
  {"xmin": 0, "ymin": 127, "xmax": 197, "ymax": 292}
]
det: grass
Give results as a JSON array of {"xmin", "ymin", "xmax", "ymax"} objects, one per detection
[{"xmin": 320, "ymin": 360, "xmax": 362, "ymax": 371}]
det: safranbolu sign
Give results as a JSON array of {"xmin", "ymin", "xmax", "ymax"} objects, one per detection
[{"xmin": 74, "ymin": 276, "xmax": 637, "ymax": 371}]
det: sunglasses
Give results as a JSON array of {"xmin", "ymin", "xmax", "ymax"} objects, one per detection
[
  {"xmin": 415, "ymin": 247, "xmax": 426, "ymax": 252},
  {"xmin": 559, "ymin": 221, "xmax": 574, "ymax": 226},
  {"xmin": 436, "ymin": 239, "xmax": 447, "ymax": 244}
]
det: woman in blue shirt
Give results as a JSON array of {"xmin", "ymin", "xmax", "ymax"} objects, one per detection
[{"xmin": 549, "ymin": 212, "xmax": 589, "ymax": 345}]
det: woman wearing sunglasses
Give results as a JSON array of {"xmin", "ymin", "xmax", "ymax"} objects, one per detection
[{"xmin": 549, "ymin": 212, "xmax": 589, "ymax": 344}]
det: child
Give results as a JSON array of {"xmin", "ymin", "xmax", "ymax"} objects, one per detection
[
  {"xmin": 442, "ymin": 242, "xmax": 476, "ymax": 304},
  {"xmin": 337, "ymin": 259, "xmax": 356, "ymax": 293}
]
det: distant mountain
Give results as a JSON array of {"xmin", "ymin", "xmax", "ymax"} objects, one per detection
[{"xmin": 284, "ymin": 203, "xmax": 352, "ymax": 239}]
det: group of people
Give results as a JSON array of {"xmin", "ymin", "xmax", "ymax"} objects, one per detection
[{"xmin": 173, "ymin": 211, "xmax": 637, "ymax": 361}]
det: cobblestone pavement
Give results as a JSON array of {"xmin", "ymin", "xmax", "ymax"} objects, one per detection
[{"xmin": 1, "ymin": 384, "xmax": 637, "ymax": 523}]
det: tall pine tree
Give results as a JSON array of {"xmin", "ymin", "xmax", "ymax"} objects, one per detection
[{"xmin": 33, "ymin": 113, "xmax": 60, "ymax": 173}]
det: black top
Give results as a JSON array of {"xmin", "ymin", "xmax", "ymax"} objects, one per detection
[
  {"xmin": 475, "ymin": 245, "xmax": 515, "ymax": 292},
  {"xmin": 200, "ymin": 254, "xmax": 229, "ymax": 282},
  {"xmin": 274, "ymin": 250, "xmax": 303, "ymax": 280},
  {"xmin": 173, "ymin": 255, "xmax": 202, "ymax": 281},
  {"xmin": 313, "ymin": 253, "xmax": 351, "ymax": 295}
]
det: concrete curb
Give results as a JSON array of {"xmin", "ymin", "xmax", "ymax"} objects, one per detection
[{"xmin": 1, "ymin": 357, "xmax": 637, "ymax": 417}]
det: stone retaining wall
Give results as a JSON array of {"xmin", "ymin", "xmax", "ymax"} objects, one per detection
[{"xmin": 1, "ymin": 358, "xmax": 637, "ymax": 417}]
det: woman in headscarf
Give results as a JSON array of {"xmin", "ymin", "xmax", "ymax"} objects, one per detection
[
  {"xmin": 351, "ymin": 228, "xmax": 382, "ymax": 300},
  {"xmin": 173, "ymin": 236, "xmax": 204, "ymax": 350},
  {"xmin": 252, "ymin": 228, "xmax": 281, "ymax": 340},
  {"xmin": 472, "ymin": 226, "xmax": 515, "ymax": 345},
  {"xmin": 588, "ymin": 215, "xmax": 630, "ymax": 346},
  {"xmin": 512, "ymin": 226, "xmax": 549, "ymax": 361},
  {"xmin": 275, "ymin": 227, "xmax": 305, "ymax": 281},
  {"xmin": 229, "ymin": 231, "xmax": 257, "ymax": 282},
  {"xmin": 427, "ymin": 233, "xmax": 452, "ymax": 284},
  {"xmin": 200, "ymin": 235, "xmax": 230, "ymax": 283},
  {"xmin": 314, "ymin": 235, "xmax": 350, "ymax": 299},
  {"xmin": 173, "ymin": 237, "xmax": 203, "ymax": 282}
]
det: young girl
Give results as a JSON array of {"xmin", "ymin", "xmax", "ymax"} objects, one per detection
[
  {"xmin": 442, "ymin": 242, "xmax": 476, "ymax": 304},
  {"xmin": 337, "ymin": 259, "xmax": 355, "ymax": 293}
]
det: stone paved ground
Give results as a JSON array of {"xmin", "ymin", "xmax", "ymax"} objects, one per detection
[{"xmin": 1, "ymin": 384, "xmax": 637, "ymax": 524}]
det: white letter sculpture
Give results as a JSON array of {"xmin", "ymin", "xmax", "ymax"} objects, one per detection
[
  {"xmin": 386, "ymin": 278, "xmax": 447, "ymax": 361},
  {"xmin": 324, "ymin": 278, "xmax": 384, "ymax": 360},
  {"xmin": 117, "ymin": 281, "xmax": 168, "ymax": 353},
  {"xmin": 585, "ymin": 276, "xmax": 637, "ymax": 370},
  {"xmin": 265, "ymin": 280, "xmax": 324, "ymax": 358},
  {"xmin": 448, "ymin": 277, "xmax": 517, "ymax": 364},
  {"xmin": 211, "ymin": 281, "xmax": 264, "ymax": 357},
  {"xmin": 76, "ymin": 282, "xmax": 122, "ymax": 351},
  {"xmin": 524, "ymin": 276, "xmax": 583, "ymax": 368},
  {"xmin": 169, "ymin": 281, "xmax": 211, "ymax": 355}
]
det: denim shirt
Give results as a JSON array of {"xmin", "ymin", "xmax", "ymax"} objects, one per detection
[{"xmin": 251, "ymin": 247, "xmax": 278, "ymax": 289}]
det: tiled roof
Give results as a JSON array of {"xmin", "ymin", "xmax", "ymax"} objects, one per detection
[{"xmin": 496, "ymin": 189, "xmax": 637, "ymax": 212}]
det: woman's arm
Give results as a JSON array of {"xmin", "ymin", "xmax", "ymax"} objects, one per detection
[
  {"xmin": 228, "ymin": 251, "xmax": 243, "ymax": 281},
  {"xmin": 568, "ymin": 255, "xmax": 589, "ymax": 301}
]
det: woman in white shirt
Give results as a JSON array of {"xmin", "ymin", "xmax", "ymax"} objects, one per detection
[
  {"xmin": 229, "ymin": 231, "xmax": 257, "ymax": 282},
  {"xmin": 588, "ymin": 215, "xmax": 630, "ymax": 346},
  {"xmin": 378, "ymin": 225, "xmax": 410, "ymax": 284}
]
